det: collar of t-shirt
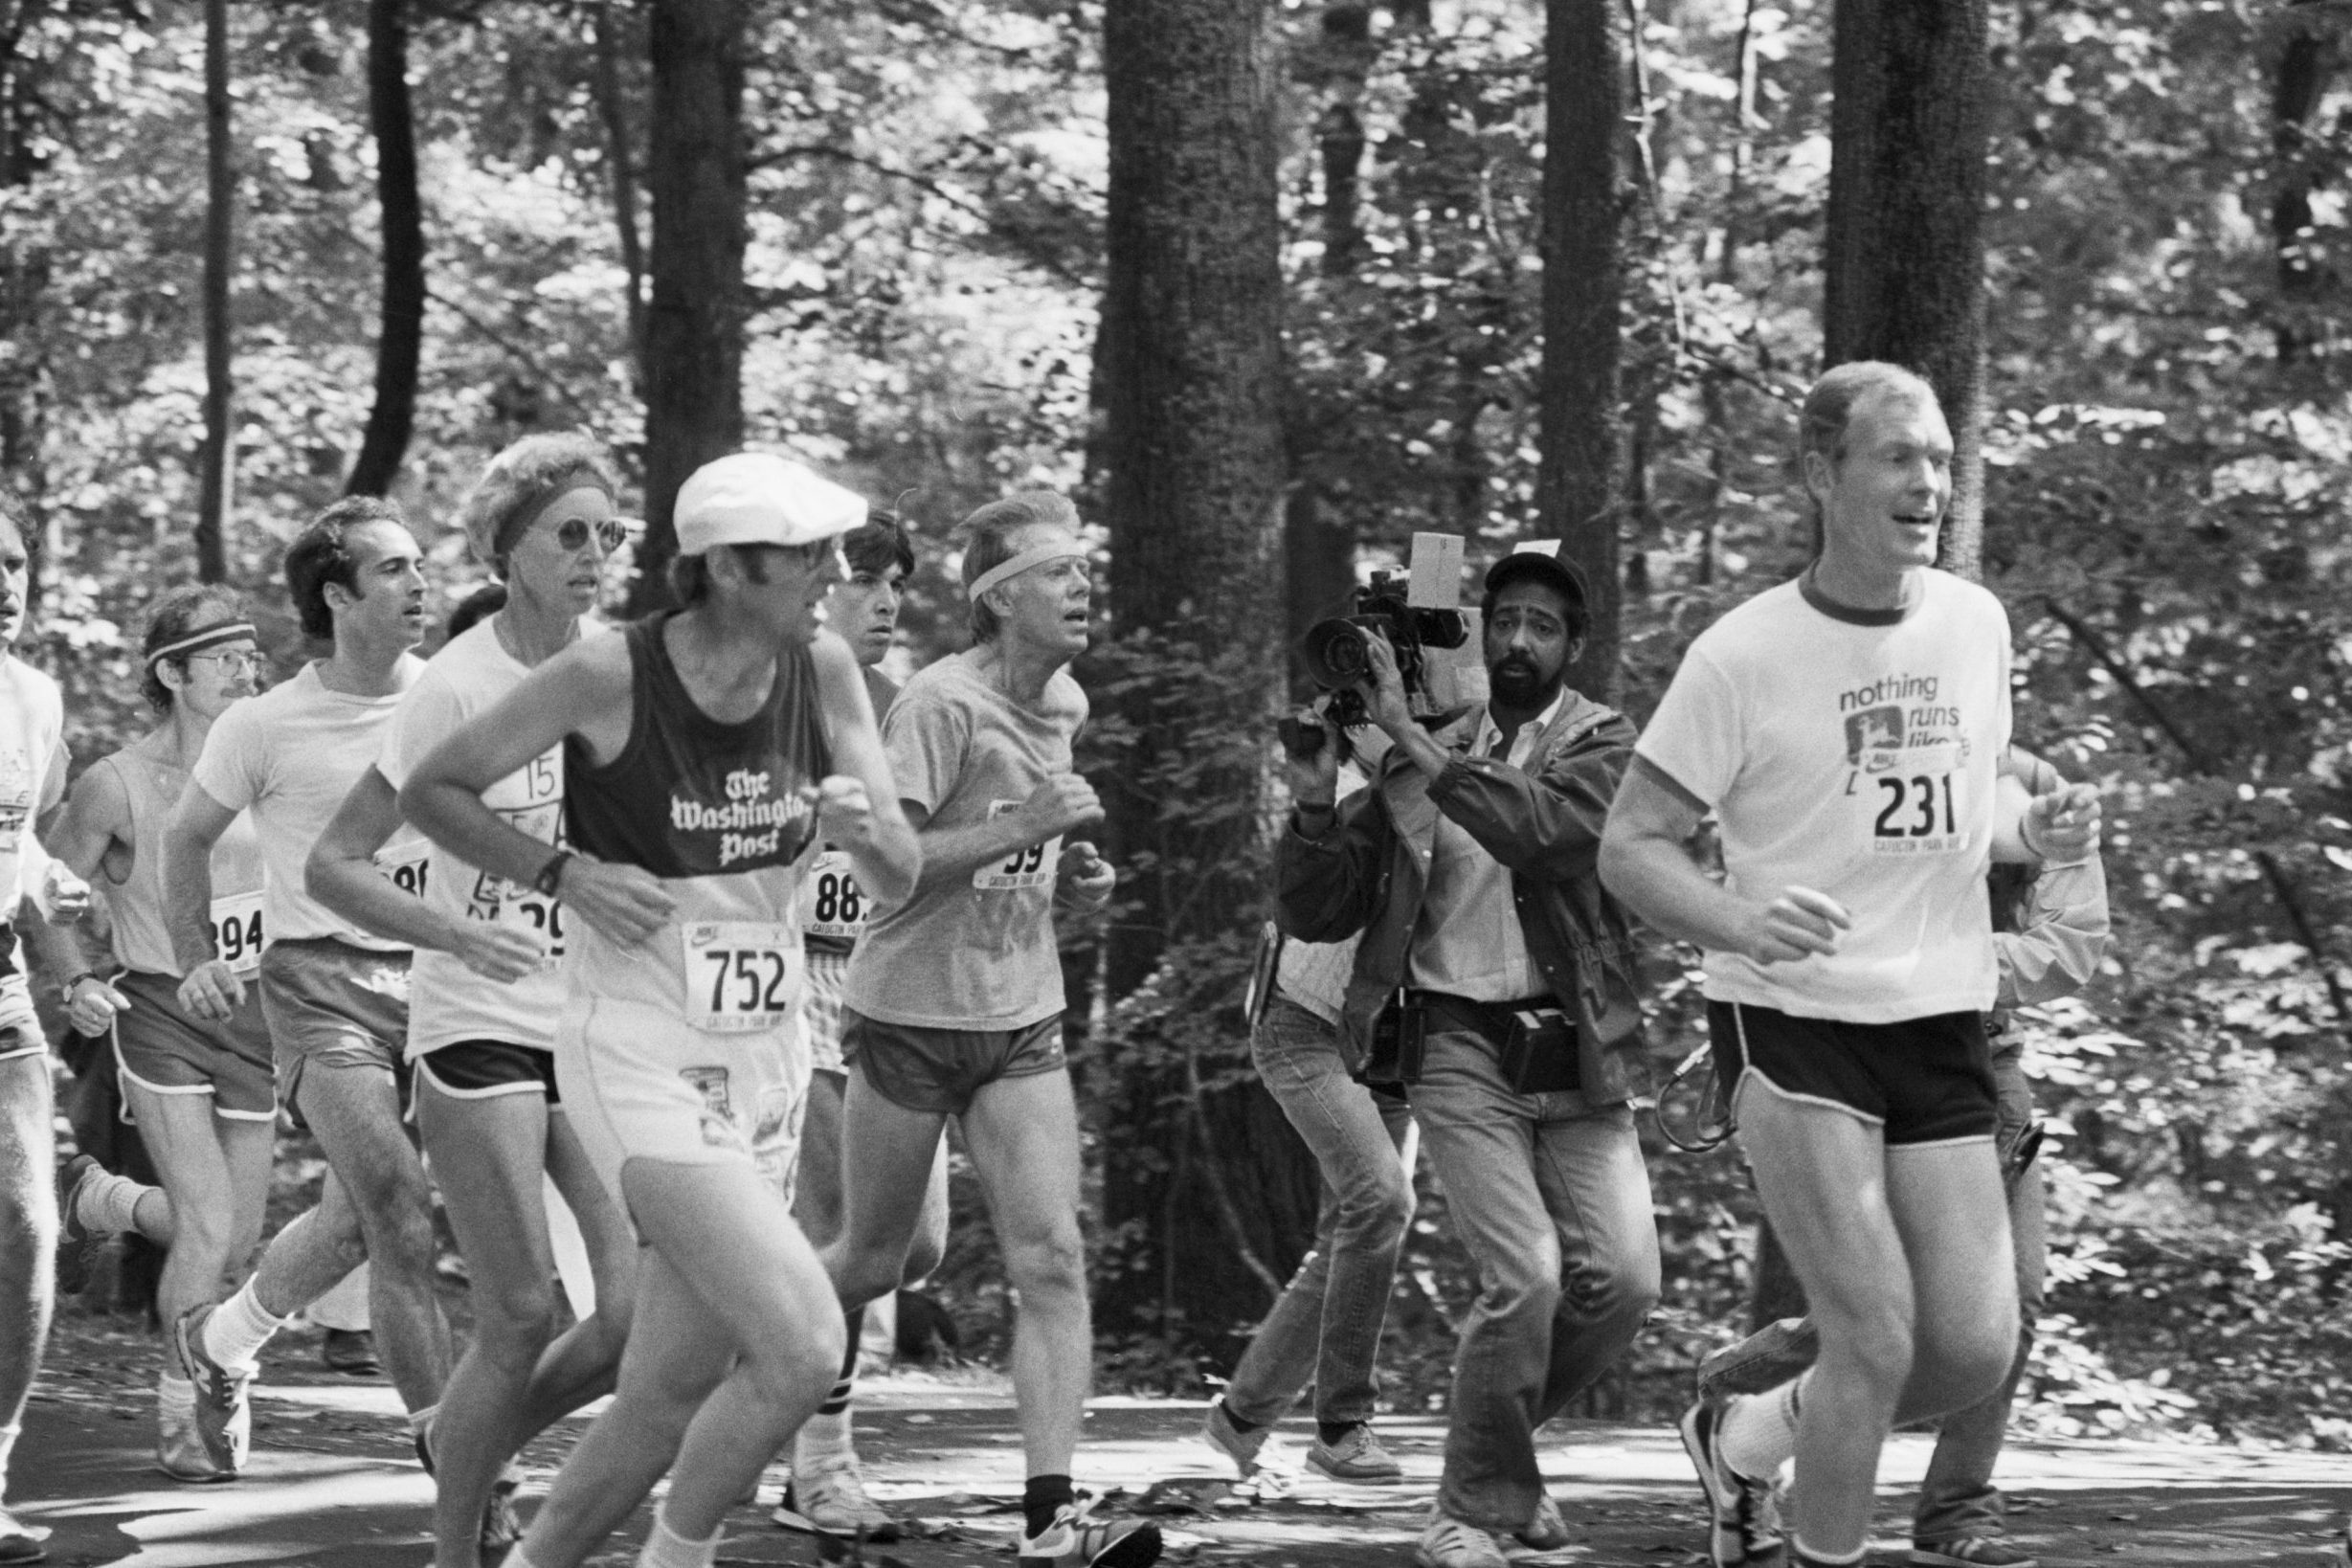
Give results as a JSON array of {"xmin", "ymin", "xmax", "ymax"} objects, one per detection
[{"xmin": 1472, "ymin": 686, "xmax": 1569, "ymax": 768}]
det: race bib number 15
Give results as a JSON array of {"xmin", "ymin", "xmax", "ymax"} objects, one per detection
[
  {"xmin": 974, "ymin": 799, "xmax": 1059, "ymax": 891},
  {"xmin": 682, "ymin": 921, "xmax": 803, "ymax": 1034}
]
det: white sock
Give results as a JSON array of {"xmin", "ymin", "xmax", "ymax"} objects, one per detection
[
  {"xmin": 1791, "ymin": 1539, "xmax": 1866, "ymax": 1567},
  {"xmin": 0, "ymin": 1422, "xmax": 18, "ymax": 1485},
  {"xmin": 794, "ymin": 1407, "xmax": 853, "ymax": 1469},
  {"xmin": 504, "ymin": 1552, "xmax": 543, "ymax": 1568},
  {"xmin": 200, "ymin": 1282, "xmax": 284, "ymax": 1373},
  {"xmin": 79, "ymin": 1169, "xmax": 157, "ymax": 1237},
  {"xmin": 1718, "ymin": 1371, "xmax": 1806, "ymax": 1480},
  {"xmin": 636, "ymin": 1508, "xmax": 721, "ymax": 1568},
  {"xmin": 409, "ymin": 1403, "xmax": 438, "ymax": 1454}
]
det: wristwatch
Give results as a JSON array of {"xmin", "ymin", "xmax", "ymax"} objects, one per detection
[{"xmin": 532, "ymin": 850, "xmax": 573, "ymax": 898}]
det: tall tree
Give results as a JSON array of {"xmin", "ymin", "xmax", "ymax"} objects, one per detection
[
  {"xmin": 194, "ymin": 0, "xmax": 233, "ymax": 578},
  {"xmin": 1536, "ymin": 0, "xmax": 1628, "ymax": 702},
  {"xmin": 346, "ymin": 0, "xmax": 424, "ymax": 497},
  {"xmin": 594, "ymin": 0, "xmax": 648, "ymax": 382},
  {"xmin": 631, "ymin": 0, "xmax": 747, "ymax": 609},
  {"xmin": 1095, "ymin": 0, "xmax": 1308, "ymax": 1355},
  {"xmin": 2271, "ymin": 0, "xmax": 2339, "ymax": 364},
  {"xmin": 1822, "ymin": 0, "xmax": 1990, "ymax": 577}
]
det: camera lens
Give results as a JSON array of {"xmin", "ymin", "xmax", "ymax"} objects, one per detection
[{"xmin": 1302, "ymin": 618, "xmax": 1372, "ymax": 688}]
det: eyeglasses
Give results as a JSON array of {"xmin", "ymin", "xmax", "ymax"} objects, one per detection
[
  {"xmin": 186, "ymin": 648, "xmax": 263, "ymax": 675},
  {"xmin": 543, "ymin": 517, "xmax": 638, "ymax": 554}
]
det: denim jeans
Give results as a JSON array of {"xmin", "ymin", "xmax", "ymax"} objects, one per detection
[
  {"xmin": 1223, "ymin": 994, "xmax": 1417, "ymax": 1429},
  {"xmin": 1411, "ymin": 1025, "xmax": 1661, "ymax": 1533},
  {"xmin": 1915, "ymin": 1041, "xmax": 2045, "ymax": 1541}
]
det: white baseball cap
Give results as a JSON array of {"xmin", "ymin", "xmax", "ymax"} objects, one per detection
[{"xmin": 673, "ymin": 453, "xmax": 866, "ymax": 556}]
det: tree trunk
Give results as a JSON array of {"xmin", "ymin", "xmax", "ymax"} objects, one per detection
[
  {"xmin": 631, "ymin": 0, "xmax": 747, "ymax": 612},
  {"xmin": 1095, "ymin": 0, "xmax": 1311, "ymax": 1360},
  {"xmin": 594, "ymin": 0, "xmax": 648, "ymax": 383},
  {"xmin": 1823, "ymin": 0, "xmax": 1990, "ymax": 580},
  {"xmin": 195, "ymin": 0, "xmax": 233, "ymax": 579},
  {"xmin": 347, "ymin": 0, "xmax": 424, "ymax": 498},
  {"xmin": 1538, "ymin": 0, "xmax": 1627, "ymax": 703},
  {"xmin": 2271, "ymin": 0, "xmax": 2337, "ymax": 365}
]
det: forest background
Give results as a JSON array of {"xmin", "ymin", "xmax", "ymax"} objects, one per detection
[{"xmin": 4, "ymin": 0, "xmax": 2351, "ymax": 1456}]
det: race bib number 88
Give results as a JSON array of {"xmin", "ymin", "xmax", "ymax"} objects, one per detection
[
  {"xmin": 682, "ymin": 921, "xmax": 803, "ymax": 1034},
  {"xmin": 974, "ymin": 799, "xmax": 1059, "ymax": 891},
  {"xmin": 798, "ymin": 849, "xmax": 866, "ymax": 939}
]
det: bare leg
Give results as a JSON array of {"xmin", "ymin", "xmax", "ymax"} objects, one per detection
[
  {"xmin": 820, "ymin": 1067, "xmax": 948, "ymax": 1312},
  {"xmin": 123, "ymin": 1087, "xmax": 270, "ymax": 1330},
  {"xmin": 0, "ymin": 1055, "xmax": 54, "ymax": 1504},
  {"xmin": 959, "ymin": 1070, "xmax": 1087, "ymax": 1479}
]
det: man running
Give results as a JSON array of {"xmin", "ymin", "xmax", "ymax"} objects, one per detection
[
  {"xmin": 400, "ymin": 451, "xmax": 917, "ymax": 1568},
  {"xmin": 773, "ymin": 508, "xmax": 951, "ymax": 1540},
  {"xmin": 0, "ymin": 503, "xmax": 72, "ymax": 1561},
  {"xmin": 161, "ymin": 497, "xmax": 453, "ymax": 1479},
  {"xmin": 1599, "ymin": 361, "xmax": 2099, "ymax": 1568},
  {"xmin": 307, "ymin": 435, "xmax": 640, "ymax": 1568},
  {"xmin": 823, "ymin": 492, "xmax": 1157, "ymax": 1568},
  {"xmin": 45, "ymin": 587, "xmax": 278, "ymax": 1481}
]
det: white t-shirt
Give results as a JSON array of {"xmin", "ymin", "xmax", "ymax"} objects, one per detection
[
  {"xmin": 378, "ymin": 618, "xmax": 607, "ymax": 1057},
  {"xmin": 1635, "ymin": 570, "xmax": 2011, "ymax": 1022},
  {"xmin": 191, "ymin": 658, "xmax": 430, "ymax": 952},
  {"xmin": 0, "ymin": 658, "xmax": 62, "ymax": 992}
]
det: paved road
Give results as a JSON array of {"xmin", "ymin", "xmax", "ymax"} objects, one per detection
[{"xmin": 9, "ymin": 1323, "xmax": 2347, "ymax": 1566}]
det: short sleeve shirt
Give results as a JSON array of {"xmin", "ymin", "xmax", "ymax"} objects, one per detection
[
  {"xmin": 378, "ymin": 619, "xmax": 608, "ymax": 1056},
  {"xmin": 1635, "ymin": 570, "xmax": 2012, "ymax": 1022},
  {"xmin": 191, "ymin": 658, "xmax": 430, "ymax": 951},
  {"xmin": 843, "ymin": 652, "xmax": 1086, "ymax": 1032}
]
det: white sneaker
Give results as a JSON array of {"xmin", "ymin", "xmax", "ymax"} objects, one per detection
[
  {"xmin": 773, "ymin": 1449, "xmax": 901, "ymax": 1541},
  {"xmin": 1416, "ymin": 1512, "xmax": 1509, "ymax": 1568},
  {"xmin": 155, "ymin": 1379, "xmax": 233, "ymax": 1484}
]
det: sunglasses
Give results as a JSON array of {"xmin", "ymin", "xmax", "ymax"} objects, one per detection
[{"xmin": 543, "ymin": 516, "xmax": 638, "ymax": 554}]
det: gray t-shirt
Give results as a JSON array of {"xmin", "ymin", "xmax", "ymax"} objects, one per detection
[{"xmin": 843, "ymin": 651, "xmax": 1086, "ymax": 1032}]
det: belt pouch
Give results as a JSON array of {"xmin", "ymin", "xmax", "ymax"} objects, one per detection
[{"xmin": 1500, "ymin": 1005, "xmax": 1579, "ymax": 1093}]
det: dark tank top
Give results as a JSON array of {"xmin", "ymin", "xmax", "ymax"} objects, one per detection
[{"xmin": 566, "ymin": 613, "xmax": 831, "ymax": 880}]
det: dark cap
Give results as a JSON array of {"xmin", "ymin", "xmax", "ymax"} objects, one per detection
[{"xmin": 1483, "ymin": 541, "xmax": 1589, "ymax": 611}]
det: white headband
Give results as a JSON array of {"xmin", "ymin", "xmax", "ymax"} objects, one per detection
[
  {"xmin": 967, "ymin": 544, "xmax": 1085, "ymax": 602},
  {"xmin": 146, "ymin": 621, "xmax": 257, "ymax": 670}
]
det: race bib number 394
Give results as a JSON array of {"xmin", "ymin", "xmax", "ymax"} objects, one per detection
[
  {"xmin": 974, "ymin": 799, "xmax": 1059, "ymax": 891},
  {"xmin": 682, "ymin": 922, "xmax": 802, "ymax": 1034},
  {"xmin": 210, "ymin": 891, "xmax": 265, "ymax": 976}
]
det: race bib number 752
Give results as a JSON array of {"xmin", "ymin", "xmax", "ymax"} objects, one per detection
[{"xmin": 681, "ymin": 921, "xmax": 803, "ymax": 1034}]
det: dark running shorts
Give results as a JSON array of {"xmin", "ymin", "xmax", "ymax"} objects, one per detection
[
  {"xmin": 415, "ymin": 1039, "xmax": 562, "ymax": 1106},
  {"xmin": 844, "ymin": 1009, "xmax": 1065, "ymax": 1116},
  {"xmin": 112, "ymin": 968, "xmax": 277, "ymax": 1122},
  {"xmin": 258, "ymin": 937, "xmax": 412, "ymax": 1127},
  {"xmin": 1708, "ymin": 1000, "xmax": 1996, "ymax": 1148}
]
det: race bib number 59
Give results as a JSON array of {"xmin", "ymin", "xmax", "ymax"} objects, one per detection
[
  {"xmin": 974, "ymin": 799, "xmax": 1059, "ymax": 891},
  {"xmin": 682, "ymin": 922, "xmax": 803, "ymax": 1034}
]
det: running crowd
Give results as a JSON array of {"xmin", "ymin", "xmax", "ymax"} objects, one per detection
[{"xmin": 0, "ymin": 358, "xmax": 2226, "ymax": 1568}]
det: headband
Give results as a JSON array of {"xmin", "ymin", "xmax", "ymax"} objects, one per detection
[
  {"xmin": 146, "ymin": 621, "xmax": 257, "ymax": 670},
  {"xmin": 967, "ymin": 544, "xmax": 1085, "ymax": 602},
  {"xmin": 489, "ymin": 473, "xmax": 617, "ymax": 564}
]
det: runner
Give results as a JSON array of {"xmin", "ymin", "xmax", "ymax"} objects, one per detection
[
  {"xmin": 0, "ymin": 502, "xmax": 74, "ymax": 1561},
  {"xmin": 305, "ymin": 435, "xmax": 639, "ymax": 1568},
  {"xmin": 398, "ymin": 451, "xmax": 917, "ymax": 1568},
  {"xmin": 773, "ymin": 508, "xmax": 952, "ymax": 1541},
  {"xmin": 159, "ymin": 496, "xmax": 453, "ymax": 1482},
  {"xmin": 1598, "ymin": 361, "xmax": 2100, "ymax": 1568},
  {"xmin": 43, "ymin": 587, "xmax": 278, "ymax": 1481},
  {"xmin": 824, "ymin": 492, "xmax": 1158, "ymax": 1568}
]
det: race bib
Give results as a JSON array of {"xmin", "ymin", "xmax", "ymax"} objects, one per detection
[
  {"xmin": 974, "ymin": 799, "xmax": 1059, "ymax": 892},
  {"xmin": 798, "ymin": 849, "xmax": 867, "ymax": 940},
  {"xmin": 379, "ymin": 848, "xmax": 431, "ymax": 899},
  {"xmin": 681, "ymin": 921, "xmax": 803, "ymax": 1034},
  {"xmin": 1852, "ymin": 737, "xmax": 1971, "ymax": 858},
  {"xmin": 209, "ymin": 890, "xmax": 265, "ymax": 976}
]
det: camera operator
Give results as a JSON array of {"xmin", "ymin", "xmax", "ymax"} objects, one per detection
[{"xmin": 1278, "ymin": 544, "xmax": 1658, "ymax": 1568}]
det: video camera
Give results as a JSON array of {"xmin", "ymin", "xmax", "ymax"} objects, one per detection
[{"xmin": 1279, "ymin": 533, "xmax": 1474, "ymax": 760}]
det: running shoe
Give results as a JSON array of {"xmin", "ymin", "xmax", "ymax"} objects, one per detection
[
  {"xmin": 0, "ymin": 1507, "xmax": 40, "ymax": 1564},
  {"xmin": 414, "ymin": 1426, "xmax": 525, "ymax": 1557},
  {"xmin": 1910, "ymin": 1540, "xmax": 2038, "ymax": 1567},
  {"xmin": 155, "ymin": 1383, "xmax": 233, "ymax": 1484},
  {"xmin": 1414, "ymin": 1511, "xmax": 1508, "ymax": 1568},
  {"xmin": 1198, "ymin": 1398, "xmax": 1267, "ymax": 1478},
  {"xmin": 1306, "ymin": 1422, "xmax": 1402, "ymax": 1484},
  {"xmin": 53, "ymin": 1154, "xmax": 99, "ymax": 1297},
  {"xmin": 168, "ymin": 1304, "xmax": 251, "ymax": 1477},
  {"xmin": 319, "ymin": 1327, "xmax": 380, "ymax": 1377},
  {"xmin": 1516, "ymin": 1490, "xmax": 1569, "ymax": 1549},
  {"xmin": 1015, "ymin": 1498, "xmax": 1161, "ymax": 1568},
  {"xmin": 774, "ymin": 1450, "xmax": 902, "ymax": 1541},
  {"xmin": 1678, "ymin": 1396, "xmax": 1784, "ymax": 1568}
]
